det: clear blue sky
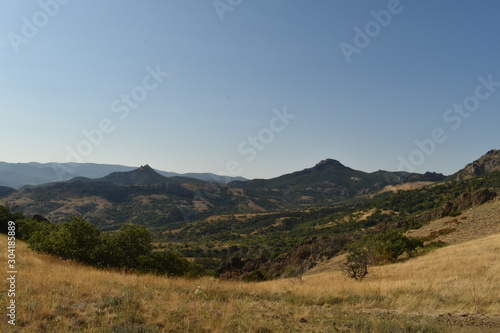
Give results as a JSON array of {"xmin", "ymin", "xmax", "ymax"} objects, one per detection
[{"xmin": 1, "ymin": 0, "xmax": 499, "ymax": 179}]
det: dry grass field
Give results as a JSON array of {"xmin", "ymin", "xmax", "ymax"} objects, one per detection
[
  {"xmin": 407, "ymin": 197, "xmax": 500, "ymax": 245},
  {"xmin": 1, "ymin": 231, "xmax": 499, "ymax": 332}
]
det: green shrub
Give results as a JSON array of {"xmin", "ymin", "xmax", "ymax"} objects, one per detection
[
  {"xmin": 343, "ymin": 230, "xmax": 423, "ymax": 280},
  {"xmin": 342, "ymin": 246, "xmax": 369, "ymax": 281},
  {"xmin": 244, "ymin": 269, "xmax": 267, "ymax": 282}
]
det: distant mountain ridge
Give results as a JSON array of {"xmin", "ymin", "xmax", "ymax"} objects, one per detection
[
  {"xmin": 2, "ymin": 151, "xmax": 498, "ymax": 229},
  {"xmin": 68, "ymin": 164, "xmax": 206, "ymax": 187},
  {"xmin": 231, "ymin": 158, "xmax": 446, "ymax": 202},
  {"xmin": 0, "ymin": 162, "xmax": 246, "ymax": 189}
]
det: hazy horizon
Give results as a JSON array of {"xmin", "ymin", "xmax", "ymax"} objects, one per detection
[{"xmin": 1, "ymin": 1, "xmax": 499, "ymax": 179}]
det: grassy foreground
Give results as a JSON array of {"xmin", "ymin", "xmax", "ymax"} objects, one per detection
[{"xmin": 1, "ymin": 233, "xmax": 499, "ymax": 332}]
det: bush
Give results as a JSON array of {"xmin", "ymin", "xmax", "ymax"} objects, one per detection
[
  {"xmin": 95, "ymin": 224, "xmax": 153, "ymax": 268},
  {"xmin": 343, "ymin": 230, "xmax": 423, "ymax": 280},
  {"xmin": 342, "ymin": 246, "xmax": 369, "ymax": 281},
  {"xmin": 51, "ymin": 217, "xmax": 101, "ymax": 264},
  {"xmin": 138, "ymin": 252, "xmax": 190, "ymax": 276},
  {"xmin": 243, "ymin": 269, "xmax": 267, "ymax": 282},
  {"xmin": 0, "ymin": 206, "xmax": 205, "ymax": 277},
  {"xmin": 361, "ymin": 230, "xmax": 423, "ymax": 264},
  {"xmin": 0, "ymin": 205, "xmax": 25, "ymax": 234}
]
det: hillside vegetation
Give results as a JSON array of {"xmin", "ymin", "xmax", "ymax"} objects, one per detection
[
  {"xmin": 3, "ymin": 158, "xmax": 445, "ymax": 230},
  {"xmin": 1, "ymin": 233, "xmax": 499, "ymax": 332},
  {"xmin": 1, "ymin": 151, "xmax": 500, "ymax": 331}
]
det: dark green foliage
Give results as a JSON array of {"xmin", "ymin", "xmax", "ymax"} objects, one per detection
[
  {"xmin": 92, "ymin": 224, "xmax": 153, "ymax": 268},
  {"xmin": 243, "ymin": 269, "xmax": 267, "ymax": 282},
  {"xmin": 49, "ymin": 217, "xmax": 101, "ymax": 264},
  {"xmin": 343, "ymin": 230, "xmax": 423, "ymax": 280},
  {"xmin": 360, "ymin": 230, "xmax": 423, "ymax": 264},
  {"xmin": 448, "ymin": 211, "xmax": 462, "ymax": 217},
  {"xmin": 0, "ymin": 204, "xmax": 25, "ymax": 234},
  {"xmin": 343, "ymin": 246, "xmax": 369, "ymax": 281},
  {"xmin": 137, "ymin": 251, "xmax": 203, "ymax": 277},
  {"xmin": 0, "ymin": 205, "xmax": 206, "ymax": 277},
  {"xmin": 372, "ymin": 171, "xmax": 500, "ymax": 215},
  {"xmin": 91, "ymin": 224, "xmax": 206, "ymax": 277}
]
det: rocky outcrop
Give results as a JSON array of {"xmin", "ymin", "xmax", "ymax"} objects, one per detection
[
  {"xmin": 417, "ymin": 188, "xmax": 498, "ymax": 222},
  {"xmin": 457, "ymin": 149, "xmax": 500, "ymax": 180}
]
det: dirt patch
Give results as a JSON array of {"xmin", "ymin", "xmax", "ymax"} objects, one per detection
[
  {"xmin": 348, "ymin": 308, "xmax": 500, "ymax": 332},
  {"xmin": 436, "ymin": 312, "xmax": 500, "ymax": 331},
  {"xmin": 380, "ymin": 181, "xmax": 436, "ymax": 193},
  {"xmin": 228, "ymin": 188, "xmax": 244, "ymax": 196}
]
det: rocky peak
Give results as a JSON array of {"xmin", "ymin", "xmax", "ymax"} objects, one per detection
[
  {"xmin": 138, "ymin": 164, "xmax": 155, "ymax": 173},
  {"xmin": 314, "ymin": 159, "xmax": 346, "ymax": 169},
  {"xmin": 457, "ymin": 149, "xmax": 500, "ymax": 180}
]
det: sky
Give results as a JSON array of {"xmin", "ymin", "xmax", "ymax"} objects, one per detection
[{"xmin": 0, "ymin": 0, "xmax": 499, "ymax": 179}]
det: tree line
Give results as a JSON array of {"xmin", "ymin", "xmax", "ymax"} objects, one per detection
[{"xmin": 0, "ymin": 205, "xmax": 206, "ymax": 277}]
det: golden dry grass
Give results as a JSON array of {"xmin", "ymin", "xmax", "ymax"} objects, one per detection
[
  {"xmin": 1, "ymin": 233, "xmax": 499, "ymax": 332},
  {"xmin": 379, "ymin": 181, "xmax": 436, "ymax": 194},
  {"xmin": 406, "ymin": 197, "xmax": 500, "ymax": 244}
]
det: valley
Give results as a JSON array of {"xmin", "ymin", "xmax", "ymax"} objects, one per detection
[{"xmin": 0, "ymin": 150, "xmax": 499, "ymax": 332}]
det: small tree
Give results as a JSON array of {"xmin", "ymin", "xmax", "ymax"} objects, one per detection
[
  {"xmin": 343, "ymin": 230, "xmax": 423, "ymax": 281},
  {"xmin": 94, "ymin": 224, "xmax": 153, "ymax": 269},
  {"xmin": 243, "ymin": 269, "xmax": 267, "ymax": 282},
  {"xmin": 342, "ymin": 246, "xmax": 369, "ymax": 281},
  {"xmin": 50, "ymin": 217, "xmax": 101, "ymax": 264}
]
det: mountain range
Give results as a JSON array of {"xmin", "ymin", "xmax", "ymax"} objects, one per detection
[
  {"xmin": 1, "ymin": 149, "xmax": 500, "ymax": 282},
  {"xmin": 1, "ymin": 150, "xmax": 498, "ymax": 233},
  {"xmin": 0, "ymin": 155, "xmax": 451, "ymax": 228},
  {"xmin": 0, "ymin": 162, "xmax": 246, "ymax": 189}
]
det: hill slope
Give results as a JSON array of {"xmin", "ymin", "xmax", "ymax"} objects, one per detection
[
  {"xmin": 0, "ymin": 186, "xmax": 16, "ymax": 198},
  {"xmin": 456, "ymin": 149, "xmax": 500, "ymax": 180},
  {"xmin": 406, "ymin": 196, "xmax": 500, "ymax": 244},
  {"xmin": 3, "ymin": 159, "xmax": 447, "ymax": 229},
  {"xmin": 230, "ymin": 158, "xmax": 445, "ymax": 207},
  {"xmin": 1, "ymin": 233, "xmax": 498, "ymax": 332}
]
